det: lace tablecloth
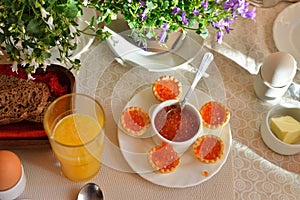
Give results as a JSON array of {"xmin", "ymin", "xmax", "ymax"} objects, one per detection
[{"xmin": 206, "ymin": 2, "xmax": 300, "ymax": 199}]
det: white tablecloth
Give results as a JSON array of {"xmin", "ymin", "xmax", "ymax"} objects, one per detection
[{"xmin": 9, "ymin": 2, "xmax": 300, "ymax": 199}]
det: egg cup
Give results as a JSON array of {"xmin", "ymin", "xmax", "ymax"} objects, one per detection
[{"xmin": 0, "ymin": 165, "xmax": 26, "ymax": 200}]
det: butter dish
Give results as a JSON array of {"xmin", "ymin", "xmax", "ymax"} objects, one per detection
[{"xmin": 260, "ymin": 105, "xmax": 300, "ymax": 155}]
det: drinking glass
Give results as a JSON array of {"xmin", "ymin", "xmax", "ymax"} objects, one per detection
[{"xmin": 43, "ymin": 93, "xmax": 105, "ymax": 182}]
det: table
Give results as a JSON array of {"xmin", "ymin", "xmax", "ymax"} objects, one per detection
[{"xmin": 12, "ymin": 2, "xmax": 300, "ymax": 199}]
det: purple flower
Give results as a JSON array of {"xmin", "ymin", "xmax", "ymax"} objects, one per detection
[
  {"xmin": 139, "ymin": 1, "xmax": 146, "ymax": 7},
  {"xmin": 244, "ymin": 7, "xmax": 256, "ymax": 20},
  {"xmin": 222, "ymin": 0, "xmax": 256, "ymax": 21},
  {"xmin": 172, "ymin": 7, "xmax": 181, "ymax": 15},
  {"xmin": 202, "ymin": 0, "xmax": 209, "ymax": 10},
  {"xmin": 159, "ymin": 24, "xmax": 169, "ymax": 44},
  {"xmin": 217, "ymin": 31, "xmax": 224, "ymax": 43},
  {"xmin": 193, "ymin": 9, "xmax": 200, "ymax": 16},
  {"xmin": 181, "ymin": 12, "xmax": 188, "ymax": 25},
  {"xmin": 212, "ymin": 18, "xmax": 233, "ymax": 41},
  {"xmin": 138, "ymin": 9, "xmax": 148, "ymax": 21},
  {"xmin": 161, "ymin": 23, "xmax": 169, "ymax": 31},
  {"xmin": 159, "ymin": 31, "xmax": 168, "ymax": 44}
]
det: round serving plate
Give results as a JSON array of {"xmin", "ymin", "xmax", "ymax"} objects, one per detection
[
  {"xmin": 117, "ymin": 87, "xmax": 232, "ymax": 188},
  {"xmin": 273, "ymin": 2, "xmax": 300, "ymax": 70}
]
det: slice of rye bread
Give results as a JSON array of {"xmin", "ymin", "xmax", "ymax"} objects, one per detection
[
  {"xmin": 0, "ymin": 75, "xmax": 51, "ymax": 125},
  {"xmin": 0, "ymin": 74, "xmax": 24, "ymax": 90},
  {"xmin": 26, "ymin": 97, "xmax": 55, "ymax": 123}
]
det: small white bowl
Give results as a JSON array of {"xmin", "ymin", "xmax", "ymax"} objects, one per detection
[
  {"xmin": 260, "ymin": 105, "xmax": 300, "ymax": 155},
  {"xmin": 151, "ymin": 99, "xmax": 203, "ymax": 154},
  {"xmin": 0, "ymin": 165, "xmax": 26, "ymax": 200}
]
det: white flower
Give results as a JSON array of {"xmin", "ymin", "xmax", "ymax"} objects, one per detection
[
  {"xmin": 42, "ymin": 61, "xmax": 50, "ymax": 71},
  {"xmin": 30, "ymin": 58, "xmax": 39, "ymax": 73},
  {"xmin": 83, "ymin": 0, "xmax": 89, "ymax": 6},
  {"xmin": 40, "ymin": 8, "xmax": 50, "ymax": 19},
  {"xmin": 47, "ymin": 16, "xmax": 55, "ymax": 30},
  {"xmin": 69, "ymin": 24, "xmax": 77, "ymax": 37},
  {"xmin": 11, "ymin": 61, "xmax": 19, "ymax": 73},
  {"xmin": 69, "ymin": 35, "xmax": 79, "ymax": 46},
  {"xmin": 16, "ymin": 40, "xmax": 23, "ymax": 49},
  {"xmin": 69, "ymin": 38, "xmax": 76, "ymax": 46},
  {"xmin": 20, "ymin": 60, "xmax": 28, "ymax": 67},
  {"xmin": 27, "ymin": 73, "xmax": 36, "ymax": 80}
]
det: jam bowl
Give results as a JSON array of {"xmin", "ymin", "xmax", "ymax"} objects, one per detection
[{"xmin": 151, "ymin": 99, "xmax": 203, "ymax": 154}]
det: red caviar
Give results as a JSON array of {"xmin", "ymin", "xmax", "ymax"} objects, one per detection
[
  {"xmin": 154, "ymin": 105, "xmax": 199, "ymax": 142},
  {"xmin": 123, "ymin": 110, "xmax": 147, "ymax": 131},
  {"xmin": 200, "ymin": 101, "xmax": 227, "ymax": 126}
]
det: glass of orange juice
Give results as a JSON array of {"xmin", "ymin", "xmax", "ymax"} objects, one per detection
[{"xmin": 43, "ymin": 93, "xmax": 105, "ymax": 182}]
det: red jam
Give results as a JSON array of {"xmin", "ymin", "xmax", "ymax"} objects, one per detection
[{"xmin": 154, "ymin": 105, "xmax": 200, "ymax": 142}]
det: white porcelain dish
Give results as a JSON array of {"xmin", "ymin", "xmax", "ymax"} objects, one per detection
[
  {"xmin": 117, "ymin": 87, "xmax": 232, "ymax": 188},
  {"xmin": 260, "ymin": 105, "xmax": 300, "ymax": 155},
  {"xmin": 150, "ymin": 99, "xmax": 203, "ymax": 154},
  {"xmin": 105, "ymin": 27, "xmax": 203, "ymax": 72},
  {"xmin": 273, "ymin": 2, "xmax": 300, "ymax": 70}
]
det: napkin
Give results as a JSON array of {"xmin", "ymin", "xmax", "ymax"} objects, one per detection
[
  {"xmin": 204, "ymin": 4, "xmax": 288, "ymax": 75},
  {"xmin": 0, "ymin": 122, "xmax": 46, "ymax": 139}
]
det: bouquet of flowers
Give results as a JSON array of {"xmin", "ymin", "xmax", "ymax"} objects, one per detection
[
  {"xmin": 0, "ymin": 0, "xmax": 256, "ymax": 74},
  {"xmin": 0, "ymin": 0, "xmax": 109, "ymax": 74}
]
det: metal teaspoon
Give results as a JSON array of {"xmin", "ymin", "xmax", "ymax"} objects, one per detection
[
  {"xmin": 165, "ymin": 52, "xmax": 214, "ymax": 116},
  {"xmin": 77, "ymin": 183, "xmax": 104, "ymax": 200}
]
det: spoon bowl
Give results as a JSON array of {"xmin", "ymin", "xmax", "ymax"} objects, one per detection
[
  {"xmin": 165, "ymin": 52, "xmax": 214, "ymax": 116},
  {"xmin": 77, "ymin": 183, "xmax": 104, "ymax": 200}
]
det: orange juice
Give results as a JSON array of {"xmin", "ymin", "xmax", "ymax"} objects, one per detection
[{"xmin": 51, "ymin": 113, "xmax": 104, "ymax": 182}]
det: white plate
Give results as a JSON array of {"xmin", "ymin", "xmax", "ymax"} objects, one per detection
[
  {"xmin": 117, "ymin": 87, "xmax": 232, "ymax": 188},
  {"xmin": 106, "ymin": 27, "xmax": 203, "ymax": 72},
  {"xmin": 273, "ymin": 2, "xmax": 300, "ymax": 70}
]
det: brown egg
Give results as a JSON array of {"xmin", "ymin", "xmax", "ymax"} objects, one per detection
[{"xmin": 0, "ymin": 151, "xmax": 22, "ymax": 191}]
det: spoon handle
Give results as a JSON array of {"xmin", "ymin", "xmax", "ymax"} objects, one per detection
[{"xmin": 180, "ymin": 52, "xmax": 214, "ymax": 107}]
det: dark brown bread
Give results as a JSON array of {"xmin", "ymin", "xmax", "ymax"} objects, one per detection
[
  {"xmin": 0, "ymin": 75, "xmax": 51, "ymax": 125},
  {"xmin": 26, "ymin": 97, "xmax": 55, "ymax": 123},
  {"xmin": 0, "ymin": 74, "xmax": 24, "ymax": 90}
]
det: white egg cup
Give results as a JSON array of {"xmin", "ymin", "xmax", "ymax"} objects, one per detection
[
  {"xmin": 0, "ymin": 165, "xmax": 26, "ymax": 200},
  {"xmin": 254, "ymin": 52, "xmax": 297, "ymax": 104},
  {"xmin": 151, "ymin": 99, "xmax": 203, "ymax": 154},
  {"xmin": 254, "ymin": 70, "xmax": 291, "ymax": 103}
]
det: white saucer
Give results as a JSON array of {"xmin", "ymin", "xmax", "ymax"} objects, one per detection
[
  {"xmin": 106, "ymin": 28, "xmax": 203, "ymax": 72},
  {"xmin": 117, "ymin": 87, "xmax": 232, "ymax": 188},
  {"xmin": 273, "ymin": 2, "xmax": 300, "ymax": 70}
]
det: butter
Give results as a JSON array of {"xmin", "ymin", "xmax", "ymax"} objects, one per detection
[{"xmin": 270, "ymin": 116, "xmax": 300, "ymax": 144}]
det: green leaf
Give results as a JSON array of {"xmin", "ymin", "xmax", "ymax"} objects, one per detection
[
  {"xmin": 0, "ymin": 35, "xmax": 4, "ymax": 44},
  {"xmin": 27, "ymin": 19, "xmax": 41, "ymax": 35},
  {"xmin": 57, "ymin": 2, "xmax": 79, "ymax": 19},
  {"xmin": 146, "ymin": 2, "xmax": 155, "ymax": 9}
]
